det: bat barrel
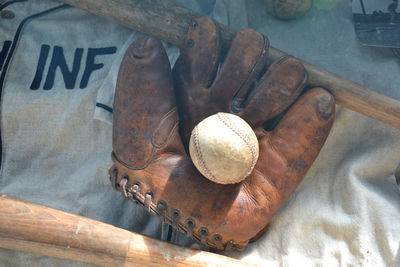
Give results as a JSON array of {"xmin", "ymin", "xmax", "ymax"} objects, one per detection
[{"xmin": 0, "ymin": 194, "xmax": 259, "ymax": 267}]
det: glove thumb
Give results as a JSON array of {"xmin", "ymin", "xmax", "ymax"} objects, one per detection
[{"xmin": 113, "ymin": 37, "xmax": 179, "ymax": 169}]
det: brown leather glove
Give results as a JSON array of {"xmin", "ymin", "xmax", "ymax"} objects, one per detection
[{"xmin": 110, "ymin": 17, "xmax": 335, "ymax": 251}]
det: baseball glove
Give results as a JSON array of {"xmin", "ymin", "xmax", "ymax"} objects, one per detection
[{"xmin": 109, "ymin": 17, "xmax": 335, "ymax": 251}]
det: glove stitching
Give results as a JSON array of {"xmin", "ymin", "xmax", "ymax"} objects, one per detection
[
  {"xmin": 202, "ymin": 23, "xmax": 220, "ymax": 88},
  {"xmin": 151, "ymin": 107, "xmax": 179, "ymax": 149},
  {"xmin": 264, "ymin": 58, "xmax": 307, "ymax": 119},
  {"xmin": 125, "ymin": 182, "xmax": 213, "ymax": 247},
  {"xmin": 109, "ymin": 160, "xmax": 245, "ymax": 251},
  {"xmin": 265, "ymin": 134, "xmax": 289, "ymax": 192},
  {"xmin": 267, "ymin": 133, "xmax": 288, "ymax": 171},
  {"xmin": 113, "ymin": 149, "xmax": 156, "ymax": 170},
  {"xmin": 232, "ymin": 34, "xmax": 269, "ymax": 112}
]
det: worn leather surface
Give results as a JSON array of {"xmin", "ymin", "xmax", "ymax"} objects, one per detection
[{"xmin": 110, "ymin": 17, "xmax": 335, "ymax": 250}]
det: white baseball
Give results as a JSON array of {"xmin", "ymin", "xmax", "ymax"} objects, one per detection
[{"xmin": 189, "ymin": 112, "xmax": 259, "ymax": 184}]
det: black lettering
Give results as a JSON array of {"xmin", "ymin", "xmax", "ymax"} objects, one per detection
[
  {"xmin": 43, "ymin": 46, "xmax": 83, "ymax": 90},
  {"xmin": 30, "ymin": 44, "xmax": 50, "ymax": 90},
  {"xmin": 79, "ymin": 46, "xmax": 116, "ymax": 89},
  {"xmin": 0, "ymin": 40, "xmax": 12, "ymax": 72}
]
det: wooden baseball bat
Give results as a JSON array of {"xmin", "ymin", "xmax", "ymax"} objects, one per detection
[
  {"xmin": 0, "ymin": 194, "xmax": 259, "ymax": 266},
  {"xmin": 61, "ymin": 0, "xmax": 400, "ymax": 129}
]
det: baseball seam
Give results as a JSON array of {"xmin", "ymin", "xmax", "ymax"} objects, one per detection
[
  {"xmin": 193, "ymin": 126, "xmax": 218, "ymax": 182},
  {"xmin": 217, "ymin": 113, "xmax": 257, "ymax": 181}
]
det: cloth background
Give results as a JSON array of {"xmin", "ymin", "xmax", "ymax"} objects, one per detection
[{"xmin": 0, "ymin": 0, "xmax": 399, "ymax": 266}]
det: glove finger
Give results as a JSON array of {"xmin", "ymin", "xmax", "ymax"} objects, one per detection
[
  {"xmin": 239, "ymin": 57, "xmax": 307, "ymax": 128},
  {"xmin": 209, "ymin": 29, "xmax": 269, "ymax": 112},
  {"xmin": 173, "ymin": 17, "xmax": 220, "ymax": 88},
  {"xmin": 258, "ymin": 88, "xmax": 335, "ymax": 199},
  {"xmin": 113, "ymin": 37, "xmax": 179, "ymax": 169}
]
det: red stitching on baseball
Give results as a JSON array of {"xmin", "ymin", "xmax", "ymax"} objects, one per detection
[
  {"xmin": 193, "ymin": 126, "xmax": 218, "ymax": 182},
  {"xmin": 217, "ymin": 113, "xmax": 257, "ymax": 181}
]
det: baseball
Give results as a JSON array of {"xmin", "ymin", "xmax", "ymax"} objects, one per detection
[
  {"xmin": 264, "ymin": 0, "xmax": 313, "ymax": 20},
  {"xmin": 189, "ymin": 113, "xmax": 259, "ymax": 184}
]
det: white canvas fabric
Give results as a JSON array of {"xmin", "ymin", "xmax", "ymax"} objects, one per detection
[{"xmin": 0, "ymin": 0, "xmax": 399, "ymax": 266}]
